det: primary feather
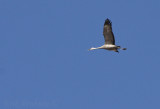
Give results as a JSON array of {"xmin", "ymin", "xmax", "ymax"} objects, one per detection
[{"xmin": 103, "ymin": 19, "xmax": 115, "ymax": 45}]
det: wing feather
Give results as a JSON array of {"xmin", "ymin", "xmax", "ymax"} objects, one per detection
[{"xmin": 103, "ymin": 19, "xmax": 115, "ymax": 45}]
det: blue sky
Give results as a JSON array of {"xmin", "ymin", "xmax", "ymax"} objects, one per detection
[{"xmin": 0, "ymin": 0, "xmax": 160, "ymax": 109}]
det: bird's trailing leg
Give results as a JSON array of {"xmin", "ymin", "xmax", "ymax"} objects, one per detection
[
  {"xmin": 117, "ymin": 46, "xmax": 127, "ymax": 50},
  {"xmin": 121, "ymin": 48, "xmax": 127, "ymax": 50}
]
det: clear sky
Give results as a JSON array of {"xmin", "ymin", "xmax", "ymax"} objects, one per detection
[{"xmin": 0, "ymin": 0, "xmax": 160, "ymax": 109}]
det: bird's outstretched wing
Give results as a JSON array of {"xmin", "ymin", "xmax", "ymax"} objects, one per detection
[{"xmin": 103, "ymin": 19, "xmax": 115, "ymax": 45}]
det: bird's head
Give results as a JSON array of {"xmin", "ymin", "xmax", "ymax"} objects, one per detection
[{"xmin": 88, "ymin": 47, "xmax": 97, "ymax": 51}]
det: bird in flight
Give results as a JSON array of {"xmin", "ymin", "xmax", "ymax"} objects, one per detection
[{"xmin": 89, "ymin": 18, "xmax": 126, "ymax": 53}]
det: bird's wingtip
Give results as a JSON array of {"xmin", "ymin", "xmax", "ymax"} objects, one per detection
[{"xmin": 104, "ymin": 18, "xmax": 112, "ymax": 26}]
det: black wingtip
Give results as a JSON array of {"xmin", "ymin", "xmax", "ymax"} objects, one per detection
[{"xmin": 104, "ymin": 18, "xmax": 112, "ymax": 26}]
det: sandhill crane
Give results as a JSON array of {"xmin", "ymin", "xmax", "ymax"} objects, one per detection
[{"xmin": 89, "ymin": 18, "xmax": 126, "ymax": 53}]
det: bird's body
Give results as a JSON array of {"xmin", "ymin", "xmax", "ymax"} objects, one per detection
[
  {"xmin": 89, "ymin": 18, "xmax": 126, "ymax": 53},
  {"xmin": 89, "ymin": 44, "xmax": 119, "ymax": 51}
]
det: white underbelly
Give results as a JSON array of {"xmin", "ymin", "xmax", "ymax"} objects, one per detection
[{"xmin": 104, "ymin": 44, "xmax": 116, "ymax": 48}]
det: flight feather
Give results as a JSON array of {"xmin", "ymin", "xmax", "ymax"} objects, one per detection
[{"xmin": 103, "ymin": 19, "xmax": 115, "ymax": 45}]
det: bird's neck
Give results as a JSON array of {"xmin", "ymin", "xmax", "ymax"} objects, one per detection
[{"xmin": 90, "ymin": 46, "xmax": 103, "ymax": 50}]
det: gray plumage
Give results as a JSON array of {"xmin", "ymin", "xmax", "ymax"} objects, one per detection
[{"xmin": 103, "ymin": 19, "xmax": 115, "ymax": 45}]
